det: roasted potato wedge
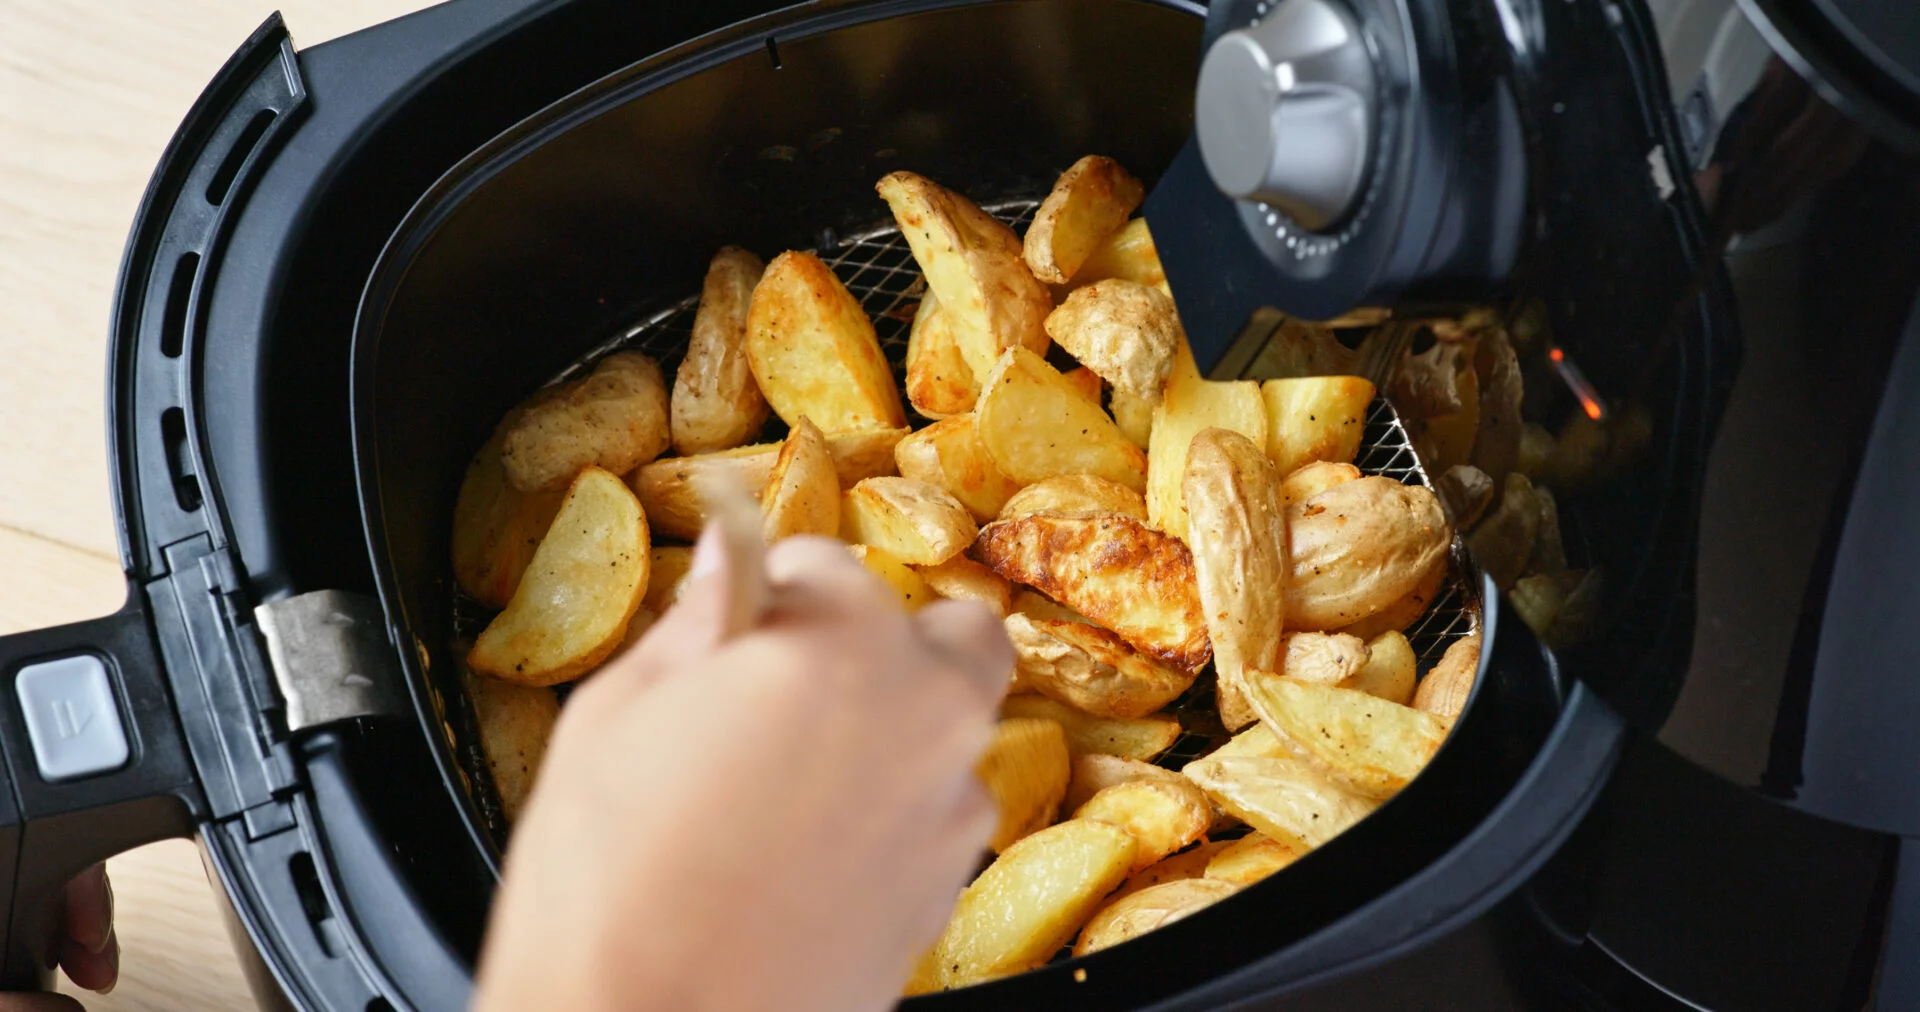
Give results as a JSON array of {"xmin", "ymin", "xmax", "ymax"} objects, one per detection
[
  {"xmin": 1073, "ymin": 778, "xmax": 1213, "ymax": 872},
  {"xmin": 1062, "ymin": 366, "xmax": 1105, "ymax": 406},
  {"xmin": 644, "ymin": 546, "xmax": 694, "ymax": 613},
  {"xmin": 1346, "ymin": 631, "xmax": 1417, "ymax": 705},
  {"xmin": 501, "ymin": 351, "xmax": 671, "ymax": 492},
  {"xmin": 451, "ymin": 420, "xmax": 566, "ymax": 609},
  {"xmin": 1064, "ymin": 753, "xmax": 1187, "ymax": 813},
  {"xmin": 894, "ymin": 415, "xmax": 1024, "ymax": 522},
  {"xmin": 915, "ymin": 555, "xmax": 1013, "ymax": 616},
  {"xmin": 1074, "ymin": 878, "xmax": 1237, "ymax": 957},
  {"xmin": 1244, "ymin": 672, "xmax": 1449, "ymax": 799},
  {"xmin": 1111, "ymin": 387, "xmax": 1155, "ymax": 449},
  {"xmin": 1260, "ymin": 375, "xmax": 1375, "ymax": 478},
  {"xmin": 745, "ymin": 250, "xmax": 906, "ymax": 431},
  {"xmin": 1148, "ymin": 339, "xmax": 1268, "ymax": 541},
  {"xmin": 1465, "ymin": 471, "xmax": 1540, "ymax": 591},
  {"xmin": 997, "ymin": 474, "xmax": 1147, "ymax": 522},
  {"xmin": 1415, "ymin": 634, "xmax": 1481, "ymax": 721},
  {"xmin": 1023, "ymin": 155, "xmax": 1145, "ymax": 284},
  {"xmin": 1278, "ymin": 632, "xmax": 1370, "ymax": 686},
  {"xmin": 905, "ymin": 290, "xmax": 978, "ymax": 418},
  {"xmin": 1207, "ymin": 721, "xmax": 1289, "ymax": 760},
  {"xmin": 1044, "ymin": 280, "xmax": 1179, "ymax": 402},
  {"xmin": 1286, "ymin": 477, "xmax": 1451, "ymax": 630},
  {"xmin": 1280, "ymin": 460, "xmax": 1362, "ymax": 505},
  {"xmin": 469, "ymin": 467, "xmax": 650, "ymax": 685},
  {"xmin": 1012, "ymin": 588, "xmax": 1093, "ymax": 626},
  {"xmin": 977, "ymin": 718, "xmax": 1072, "ymax": 853},
  {"xmin": 1068, "ymin": 217, "xmax": 1166, "ymax": 292},
  {"xmin": 877, "ymin": 171, "xmax": 1052, "ymax": 382},
  {"xmin": 1334, "ymin": 553, "xmax": 1448, "ymax": 639},
  {"xmin": 1000, "ymin": 695, "xmax": 1180, "ymax": 761},
  {"xmin": 848, "ymin": 543, "xmax": 936, "ymax": 611},
  {"xmin": 907, "ymin": 819, "xmax": 1136, "ymax": 993},
  {"xmin": 1203, "ymin": 833, "xmax": 1305, "ymax": 886},
  {"xmin": 1003, "ymin": 613, "xmax": 1196, "ymax": 719},
  {"xmin": 464, "ymin": 668, "xmax": 559, "ymax": 823},
  {"xmin": 1183, "ymin": 428, "xmax": 1289, "ymax": 730},
  {"xmin": 841, "ymin": 477, "xmax": 977, "ymax": 565},
  {"xmin": 975, "ymin": 347, "xmax": 1147, "ymax": 490},
  {"xmin": 1182, "ymin": 753, "xmax": 1380, "ymax": 850},
  {"xmin": 1111, "ymin": 841, "xmax": 1235, "ymax": 900},
  {"xmin": 1245, "ymin": 318, "xmax": 1359, "ymax": 379},
  {"xmin": 632, "ymin": 427, "xmax": 905, "ymax": 540},
  {"xmin": 972, "ymin": 511, "xmax": 1209, "ymax": 670},
  {"xmin": 671, "ymin": 247, "xmax": 769, "ymax": 454},
  {"xmin": 761, "ymin": 417, "xmax": 840, "ymax": 541}
]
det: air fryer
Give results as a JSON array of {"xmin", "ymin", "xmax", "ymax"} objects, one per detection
[{"xmin": 0, "ymin": 0, "xmax": 1915, "ymax": 1009}]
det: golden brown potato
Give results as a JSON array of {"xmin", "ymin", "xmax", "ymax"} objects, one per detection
[
  {"xmin": 643, "ymin": 546, "xmax": 694, "ymax": 613},
  {"xmin": 632, "ymin": 427, "xmax": 906, "ymax": 540},
  {"xmin": 464, "ymin": 668, "xmax": 559, "ymax": 823},
  {"xmin": 914, "ymin": 555, "xmax": 1013, "ymax": 616},
  {"xmin": 1278, "ymin": 632, "xmax": 1370, "ymax": 685},
  {"xmin": 1073, "ymin": 878, "xmax": 1237, "ymax": 957},
  {"xmin": 1345, "ymin": 630, "xmax": 1417, "ymax": 705},
  {"xmin": 1260, "ymin": 375, "xmax": 1375, "ymax": 478},
  {"xmin": 997, "ymin": 474, "xmax": 1147, "ymax": 522},
  {"xmin": 893, "ymin": 415, "xmax": 1024, "ymax": 523},
  {"xmin": 1003, "ymin": 613, "xmax": 1196, "ymax": 719},
  {"xmin": 761, "ymin": 417, "xmax": 840, "ymax": 541},
  {"xmin": 1207, "ymin": 721, "xmax": 1290, "ymax": 760},
  {"xmin": 1067, "ymin": 217, "xmax": 1166, "ymax": 292},
  {"xmin": 1011, "ymin": 588, "xmax": 1094, "ymax": 626},
  {"xmin": 1203, "ymin": 833, "xmax": 1304, "ymax": 886},
  {"xmin": 1148, "ymin": 339, "xmax": 1267, "ymax": 541},
  {"xmin": 877, "ymin": 171, "xmax": 1052, "ymax": 382},
  {"xmin": 1072, "ymin": 778, "xmax": 1213, "ymax": 872},
  {"xmin": 905, "ymin": 291, "xmax": 978, "ymax": 418},
  {"xmin": 1245, "ymin": 318, "xmax": 1359, "ymax": 379},
  {"xmin": 1182, "ymin": 753, "xmax": 1380, "ymax": 850},
  {"xmin": 1334, "ymin": 554, "xmax": 1448, "ymax": 639},
  {"xmin": 1063, "ymin": 753, "xmax": 1188, "ymax": 813},
  {"xmin": 971, "ymin": 511, "xmax": 1210, "ymax": 670},
  {"xmin": 841, "ymin": 477, "xmax": 977, "ymax": 565},
  {"xmin": 1286, "ymin": 477, "xmax": 1451, "ymax": 630},
  {"xmin": 1023, "ymin": 155, "xmax": 1146, "ymax": 284},
  {"xmin": 1061, "ymin": 365, "xmax": 1105, "ymax": 406},
  {"xmin": 1110, "ymin": 841, "xmax": 1235, "ymax": 901},
  {"xmin": 1244, "ymin": 672, "xmax": 1449, "ymax": 799},
  {"xmin": 745, "ymin": 250, "xmax": 905, "ymax": 431},
  {"xmin": 977, "ymin": 718, "xmax": 1071, "ymax": 852},
  {"xmin": 671, "ymin": 247, "xmax": 769, "ymax": 454},
  {"xmin": 501, "ymin": 352, "xmax": 671, "ymax": 492},
  {"xmin": 1414, "ymin": 634, "xmax": 1480, "ymax": 721},
  {"xmin": 1044, "ymin": 280, "xmax": 1179, "ymax": 402},
  {"xmin": 451, "ymin": 420, "xmax": 566, "ymax": 608},
  {"xmin": 906, "ymin": 820, "xmax": 1135, "ymax": 994},
  {"xmin": 469, "ymin": 468, "xmax": 650, "ymax": 685},
  {"xmin": 1000, "ymin": 695, "xmax": 1181, "ymax": 760},
  {"xmin": 1279, "ymin": 460, "xmax": 1362, "ymax": 505},
  {"xmin": 1111, "ymin": 387, "xmax": 1155, "ymax": 449},
  {"xmin": 847, "ymin": 543, "xmax": 937, "ymax": 611},
  {"xmin": 975, "ymin": 347, "xmax": 1147, "ymax": 491},
  {"xmin": 1183, "ymin": 428, "xmax": 1289, "ymax": 730}
]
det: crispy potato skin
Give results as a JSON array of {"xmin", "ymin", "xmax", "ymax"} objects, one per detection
[
  {"xmin": 1111, "ymin": 387, "xmax": 1155, "ymax": 449},
  {"xmin": 1203, "ymin": 833, "xmax": 1304, "ymax": 886},
  {"xmin": 761, "ymin": 417, "xmax": 841, "ymax": 541},
  {"xmin": 905, "ymin": 291, "xmax": 978, "ymax": 418},
  {"xmin": 1110, "ymin": 841, "xmax": 1234, "ymax": 901},
  {"xmin": 1073, "ymin": 878, "xmax": 1237, "ymax": 957},
  {"xmin": 745, "ymin": 250, "xmax": 905, "ymax": 431},
  {"xmin": 1260, "ymin": 375, "xmax": 1375, "ymax": 478},
  {"xmin": 971, "ymin": 511, "xmax": 1210, "ymax": 671},
  {"xmin": 1183, "ymin": 428, "xmax": 1289, "ymax": 730},
  {"xmin": 975, "ymin": 347, "xmax": 1147, "ymax": 491},
  {"xmin": 1182, "ymin": 753, "xmax": 1380, "ymax": 849},
  {"xmin": 1335, "ymin": 553, "xmax": 1447, "ymax": 639},
  {"xmin": 1023, "ymin": 155, "xmax": 1146, "ymax": 284},
  {"xmin": 671, "ymin": 247, "xmax": 769, "ymax": 454},
  {"xmin": 915, "ymin": 555, "xmax": 1013, "ymax": 616},
  {"xmin": 1286, "ymin": 477, "xmax": 1451, "ymax": 630},
  {"xmin": 451, "ymin": 420, "xmax": 566, "ymax": 608},
  {"xmin": 841, "ymin": 477, "xmax": 978, "ymax": 565},
  {"xmin": 1280, "ymin": 460, "xmax": 1361, "ymax": 505},
  {"xmin": 1414, "ymin": 633, "xmax": 1480, "ymax": 720},
  {"xmin": 1245, "ymin": 673, "xmax": 1449, "ymax": 799},
  {"xmin": 894, "ymin": 415, "xmax": 1024, "ymax": 522},
  {"xmin": 999, "ymin": 695, "xmax": 1180, "ymax": 760},
  {"xmin": 977, "ymin": 718, "xmax": 1072, "ymax": 852},
  {"xmin": 1044, "ymin": 280, "xmax": 1179, "ymax": 401},
  {"xmin": 1003, "ymin": 613, "xmax": 1196, "ymax": 719},
  {"xmin": 501, "ymin": 351, "xmax": 671, "ymax": 492},
  {"xmin": 998, "ymin": 474, "xmax": 1146, "ymax": 522},
  {"xmin": 464, "ymin": 668, "xmax": 559, "ymax": 823},
  {"xmin": 1278, "ymin": 632, "xmax": 1370, "ymax": 686},
  {"xmin": 1072, "ymin": 778, "xmax": 1213, "ymax": 871},
  {"xmin": 632, "ymin": 428, "xmax": 905, "ymax": 540}
]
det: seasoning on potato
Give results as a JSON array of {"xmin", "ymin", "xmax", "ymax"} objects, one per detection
[
  {"xmin": 1003, "ymin": 613, "xmax": 1196, "ymax": 719},
  {"xmin": 975, "ymin": 346, "xmax": 1147, "ymax": 491},
  {"xmin": 1023, "ymin": 155, "xmax": 1145, "ymax": 284},
  {"xmin": 745, "ymin": 250, "xmax": 906, "ymax": 431},
  {"xmin": 452, "ymin": 417, "xmax": 566, "ymax": 609},
  {"xmin": 501, "ymin": 351, "xmax": 671, "ymax": 492},
  {"xmin": 760, "ymin": 417, "xmax": 841, "ymax": 541},
  {"xmin": 1044, "ymin": 279, "xmax": 1179, "ymax": 402},
  {"xmin": 1182, "ymin": 427, "xmax": 1289, "ymax": 730},
  {"xmin": 905, "ymin": 290, "xmax": 978, "ymax": 418},
  {"xmin": 671, "ymin": 246, "xmax": 769, "ymax": 454}
]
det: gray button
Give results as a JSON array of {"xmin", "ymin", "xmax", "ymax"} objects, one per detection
[{"xmin": 15, "ymin": 655, "xmax": 129, "ymax": 781}]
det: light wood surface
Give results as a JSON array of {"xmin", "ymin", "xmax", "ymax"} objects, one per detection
[{"xmin": 1, "ymin": 2, "xmax": 434, "ymax": 1008}]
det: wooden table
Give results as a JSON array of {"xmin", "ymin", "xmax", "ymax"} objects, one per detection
[{"xmin": 1, "ymin": 3, "xmax": 432, "ymax": 1007}]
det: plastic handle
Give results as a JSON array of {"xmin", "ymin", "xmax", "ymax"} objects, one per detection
[{"xmin": 0, "ymin": 592, "xmax": 199, "ymax": 989}]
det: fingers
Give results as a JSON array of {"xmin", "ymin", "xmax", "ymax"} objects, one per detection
[
  {"xmin": 60, "ymin": 866, "xmax": 111, "ymax": 958},
  {"xmin": 0, "ymin": 993, "xmax": 85, "ymax": 1011},
  {"xmin": 912, "ymin": 599, "xmax": 1016, "ymax": 704},
  {"xmin": 576, "ymin": 520, "xmax": 755, "ymax": 704},
  {"xmin": 56, "ymin": 928, "xmax": 116, "ymax": 995}
]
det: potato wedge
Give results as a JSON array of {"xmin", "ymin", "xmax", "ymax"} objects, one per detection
[
  {"xmin": 894, "ymin": 415, "xmax": 1024, "ymax": 522},
  {"xmin": 1182, "ymin": 753, "xmax": 1380, "ymax": 849},
  {"xmin": 1414, "ymin": 634, "xmax": 1481, "ymax": 721},
  {"xmin": 1203, "ymin": 833, "xmax": 1305, "ymax": 886},
  {"xmin": 761, "ymin": 417, "xmax": 840, "ymax": 541},
  {"xmin": 1260, "ymin": 374, "xmax": 1375, "ymax": 478},
  {"xmin": 1182, "ymin": 428, "xmax": 1289, "ymax": 730},
  {"xmin": 464, "ymin": 668, "xmax": 559, "ymax": 823},
  {"xmin": 1068, "ymin": 217, "xmax": 1166, "ymax": 292},
  {"xmin": 1244, "ymin": 672, "xmax": 1449, "ymax": 799},
  {"xmin": 1334, "ymin": 553, "xmax": 1448, "ymax": 639},
  {"xmin": 877, "ymin": 171, "xmax": 1052, "ymax": 383},
  {"xmin": 1207, "ymin": 721, "xmax": 1289, "ymax": 760},
  {"xmin": 1111, "ymin": 841, "xmax": 1235, "ymax": 901},
  {"xmin": 502, "ymin": 351, "xmax": 671, "ymax": 492},
  {"xmin": 1111, "ymin": 387, "xmax": 1155, "ymax": 449},
  {"xmin": 997, "ymin": 474, "xmax": 1146, "ymax": 522},
  {"xmin": 1012, "ymin": 588, "xmax": 1092, "ymax": 626},
  {"xmin": 848, "ymin": 544, "xmax": 936, "ymax": 611},
  {"xmin": 1061, "ymin": 366, "xmax": 1105, "ymax": 406},
  {"xmin": 1148, "ymin": 338, "xmax": 1267, "ymax": 541},
  {"xmin": 905, "ymin": 290, "xmax": 978, "ymax": 418},
  {"xmin": 745, "ymin": 250, "xmax": 905, "ymax": 431},
  {"xmin": 977, "ymin": 718, "xmax": 1071, "ymax": 853},
  {"xmin": 1278, "ymin": 632, "xmax": 1370, "ymax": 686},
  {"xmin": 1280, "ymin": 460, "xmax": 1362, "ymax": 505},
  {"xmin": 975, "ymin": 347, "xmax": 1147, "ymax": 490},
  {"xmin": 1245, "ymin": 318, "xmax": 1361, "ymax": 380},
  {"xmin": 906, "ymin": 819, "xmax": 1135, "ymax": 994},
  {"xmin": 451, "ymin": 420, "xmax": 566, "ymax": 608},
  {"xmin": 632, "ymin": 427, "xmax": 906, "ymax": 540},
  {"xmin": 1286, "ymin": 477, "xmax": 1451, "ymax": 630},
  {"xmin": 1023, "ymin": 155, "xmax": 1145, "ymax": 284},
  {"xmin": 972, "ymin": 512, "xmax": 1209, "ymax": 670},
  {"xmin": 1465, "ymin": 471, "xmax": 1540, "ymax": 591},
  {"xmin": 915, "ymin": 555, "xmax": 1013, "ymax": 616},
  {"xmin": 1073, "ymin": 878, "xmax": 1237, "ymax": 957},
  {"xmin": 841, "ymin": 477, "xmax": 977, "ymax": 565},
  {"xmin": 1000, "ymin": 695, "xmax": 1181, "ymax": 760},
  {"xmin": 671, "ymin": 247, "xmax": 769, "ymax": 454},
  {"xmin": 1472, "ymin": 327, "xmax": 1523, "ymax": 483},
  {"xmin": 1044, "ymin": 280, "xmax": 1179, "ymax": 402},
  {"xmin": 1073, "ymin": 778, "xmax": 1213, "ymax": 872},
  {"xmin": 644, "ymin": 546, "xmax": 694, "ymax": 613},
  {"xmin": 1064, "ymin": 753, "xmax": 1189, "ymax": 813},
  {"xmin": 469, "ymin": 467, "xmax": 650, "ymax": 685},
  {"xmin": 1346, "ymin": 631, "xmax": 1416, "ymax": 705},
  {"xmin": 1003, "ymin": 613, "xmax": 1196, "ymax": 719},
  {"xmin": 1409, "ymin": 362, "xmax": 1479, "ymax": 474}
]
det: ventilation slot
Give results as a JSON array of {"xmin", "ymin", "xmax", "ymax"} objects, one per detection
[
  {"xmin": 160, "ymin": 252, "xmax": 198, "ymax": 359},
  {"xmin": 206, "ymin": 109, "xmax": 276, "ymax": 206},
  {"xmin": 289, "ymin": 851, "xmax": 337, "ymax": 958},
  {"xmin": 160, "ymin": 408, "xmax": 202, "ymax": 513}
]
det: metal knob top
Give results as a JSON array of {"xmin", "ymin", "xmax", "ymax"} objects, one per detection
[{"xmin": 1194, "ymin": 0, "xmax": 1376, "ymax": 232}]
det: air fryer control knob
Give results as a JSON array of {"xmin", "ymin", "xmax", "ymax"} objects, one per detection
[{"xmin": 1194, "ymin": 0, "xmax": 1375, "ymax": 232}]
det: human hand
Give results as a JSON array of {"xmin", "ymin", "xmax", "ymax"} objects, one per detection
[
  {"xmin": 0, "ymin": 864, "xmax": 116, "ymax": 1010},
  {"xmin": 473, "ymin": 527, "xmax": 1011, "ymax": 1012}
]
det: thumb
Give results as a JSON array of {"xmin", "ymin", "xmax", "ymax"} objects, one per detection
[{"xmin": 601, "ymin": 519, "xmax": 757, "ymax": 694}]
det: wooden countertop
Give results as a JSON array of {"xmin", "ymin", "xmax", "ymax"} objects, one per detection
[{"xmin": 1, "ymin": 2, "xmax": 432, "ymax": 1007}]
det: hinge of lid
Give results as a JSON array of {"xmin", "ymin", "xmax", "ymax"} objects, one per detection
[{"xmin": 255, "ymin": 591, "xmax": 407, "ymax": 731}]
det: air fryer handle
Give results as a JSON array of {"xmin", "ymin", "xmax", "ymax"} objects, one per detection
[{"xmin": 0, "ymin": 593, "xmax": 199, "ymax": 990}]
